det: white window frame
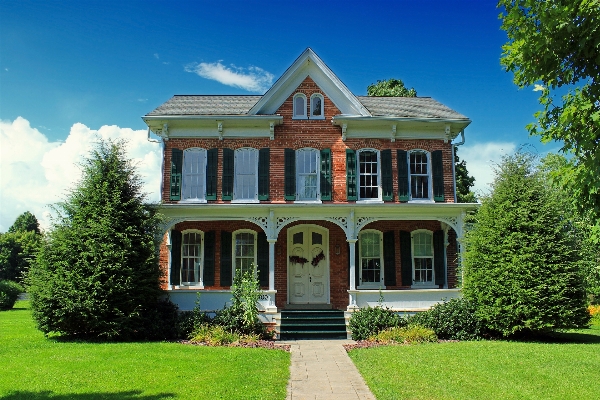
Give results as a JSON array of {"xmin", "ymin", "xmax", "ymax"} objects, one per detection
[
  {"xmin": 232, "ymin": 229, "xmax": 257, "ymax": 278},
  {"xmin": 310, "ymin": 93, "xmax": 324, "ymax": 119},
  {"xmin": 181, "ymin": 229, "xmax": 204, "ymax": 287},
  {"xmin": 295, "ymin": 148, "xmax": 321, "ymax": 202},
  {"xmin": 292, "ymin": 93, "xmax": 307, "ymax": 120},
  {"xmin": 411, "ymin": 229, "xmax": 436, "ymax": 288},
  {"xmin": 357, "ymin": 148, "xmax": 382, "ymax": 202},
  {"xmin": 358, "ymin": 230, "xmax": 385, "ymax": 289},
  {"xmin": 182, "ymin": 148, "xmax": 207, "ymax": 203},
  {"xmin": 408, "ymin": 150, "xmax": 433, "ymax": 202},
  {"xmin": 233, "ymin": 147, "xmax": 259, "ymax": 203}
]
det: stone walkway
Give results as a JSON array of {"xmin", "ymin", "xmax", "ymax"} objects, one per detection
[{"xmin": 281, "ymin": 339, "xmax": 376, "ymax": 400}]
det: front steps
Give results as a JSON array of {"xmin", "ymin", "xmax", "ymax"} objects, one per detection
[{"xmin": 278, "ymin": 309, "xmax": 347, "ymax": 340}]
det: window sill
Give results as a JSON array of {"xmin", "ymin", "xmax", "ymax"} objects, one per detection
[
  {"xmin": 179, "ymin": 199, "xmax": 207, "ymax": 204},
  {"xmin": 292, "ymin": 116, "xmax": 308, "ymax": 120},
  {"xmin": 294, "ymin": 200, "xmax": 322, "ymax": 204},
  {"xmin": 175, "ymin": 284, "xmax": 205, "ymax": 289},
  {"xmin": 357, "ymin": 285, "xmax": 386, "ymax": 290},
  {"xmin": 356, "ymin": 199, "xmax": 384, "ymax": 204},
  {"xmin": 231, "ymin": 199, "xmax": 260, "ymax": 204},
  {"xmin": 309, "ymin": 116, "xmax": 325, "ymax": 120},
  {"xmin": 408, "ymin": 199, "xmax": 435, "ymax": 204},
  {"xmin": 411, "ymin": 284, "xmax": 438, "ymax": 289}
]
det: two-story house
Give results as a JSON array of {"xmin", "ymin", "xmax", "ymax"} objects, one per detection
[{"xmin": 143, "ymin": 48, "xmax": 477, "ymax": 334}]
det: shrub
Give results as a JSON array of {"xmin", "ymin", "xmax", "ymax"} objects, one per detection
[
  {"xmin": 409, "ymin": 297, "xmax": 485, "ymax": 340},
  {"xmin": 189, "ymin": 324, "xmax": 262, "ymax": 346},
  {"xmin": 372, "ymin": 325, "xmax": 437, "ymax": 344},
  {"xmin": 176, "ymin": 309, "xmax": 213, "ymax": 340},
  {"xmin": 0, "ymin": 280, "xmax": 23, "ymax": 310},
  {"xmin": 349, "ymin": 306, "xmax": 406, "ymax": 341},
  {"xmin": 462, "ymin": 152, "xmax": 590, "ymax": 337}
]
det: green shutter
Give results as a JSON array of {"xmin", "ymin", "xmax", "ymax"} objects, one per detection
[
  {"xmin": 433, "ymin": 230, "xmax": 445, "ymax": 286},
  {"xmin": 397, "ymin": 150, "xmax": 409, "ymax": 202},
  {"xmin": 220, "ymin": 231, "xmax": 232, "ymax": 286},
  {"xmin": 258, "ymin": 148, "xmax": 270, "ymax": 200},
  {"xmin": 381, "ymin": 149, "xmax": 393, "ymax": 201},
  {"xmin": 170, "ymin": 149, "xmax": 183, "ymax": 201},
  {"xmin": 432, "ymin": 150, "xmax": 445, "ymax": 202},
  {"xmin": 320, "ymin": 148, "xmax": 332, "ymax": 201},
  {"xmin": 346, "ymin": 149, "xmax": 357, "ymax": 201},
  {"xmin": 383, "ymin": 231, "xmax": 396, "ymax": 286},
  {"xmin": 257, "ymin": 231, "xmax": 269, "ymax": 287},
  {"xmin": 170, "ymin": 230, "xmax": 182, "ymax": 285},
  {"xmin": 206, "ymin": 148, "xmax": 218, "ymax": 200},
  {"xmin": 203, "ymin": 231, "xmax": 215, "ymax": 286},
  {"xmin": 284, "ymin": 148, "xmax": 296, "ymax": 201},
  {"xmin": 399, "ymin": 230, "xmax": 412, "ymax": 286},
  {"xmin": 222, "ymin": 148, "xmax": 234, "ymax": 200}
]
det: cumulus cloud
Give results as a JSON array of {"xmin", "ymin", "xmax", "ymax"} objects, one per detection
[
  {"xmin": 0, "ymin": 117, "xmax": 161, "ymax": 232},
  {"xmin": 185, "ymin": 61, "xmax": 274, "ymax": 93},
  {"xmin": 459, "ymin": 141, "xmax": 517, "ymax": 196}
]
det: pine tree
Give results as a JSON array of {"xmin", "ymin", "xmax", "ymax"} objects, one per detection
[
  {"xmin": 28, "ymin": 139, "xmax": 171, "ymax": 340},
  {"xmin": 462, "ymin": 151, "xmax": 589, "ymax": 337}
]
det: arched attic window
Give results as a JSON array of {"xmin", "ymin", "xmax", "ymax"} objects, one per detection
[
  {"xmin": 293, "ymin": 93, "xmax": 307, "ymax": 119},
  {"xmin": 310, "ymin": 93, "xmax": 324, "ymax": 119}
]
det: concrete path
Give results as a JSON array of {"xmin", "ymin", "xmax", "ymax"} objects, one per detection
[{"xmin": 281, "ymin": 339, "xmax": 376, "ymax": 400}]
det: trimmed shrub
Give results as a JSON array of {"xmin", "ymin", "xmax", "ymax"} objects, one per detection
[
  {"xmin": 372, "ymin": 325, "xmax": 437, "ymax": 344},
  {"xmin": 0, "ymin": 280, "xmax": 23, "ymax": 310},
  {"xmin": 349, "ymin": 306, "xmax": 406, "ymax": 341},
  {"xmin": 409, "ymin": 297, "xmax": 485, "ymax": 340}
]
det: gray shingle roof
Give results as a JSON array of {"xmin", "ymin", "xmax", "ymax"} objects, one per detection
[
  {"xmin": 356, "ymin": 96, "xmax": 468, "ymax": 120},
  {"xmin": 146, "ymin": 94, "xmax": 468, "ymax": 120}
]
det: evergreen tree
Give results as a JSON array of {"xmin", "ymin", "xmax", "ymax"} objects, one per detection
[
  {"xmin": 28, "ymin": 139, "xmax": 171, "ymax": 340},
  {"xmin": 0, "ymin": 212, "xmax": 41, "ymax": 282},
  {"xmin": 8, "ymin": 211, "xmax": 41, "ymax": 234},
  {"xmin": 454, "ymin": 147, "xmax": 476, "ymax": 203},
  {"xmin": 462, "ymin": 151, "xmax": 589, "ymax": 337}
]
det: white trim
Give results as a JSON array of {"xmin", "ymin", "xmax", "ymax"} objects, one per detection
[
  {"xmin": 408, "ymin": 149, "xmax": 432, "ymax": 201},
  {"xmin": 292, "ymin": 93, "xmax": 307, "ymax": 120},
  {"xmin": 357, "ymin": 148, "xmax": 382, "ymax": 201},
  {"xmin": 357, "ymin": 229, "xmax": 385, "ymax": 288},
  {"xmin": 180, "ymin": 229, "xmax": 204, "ymax": 288},
  {"xmin": 295, "ymin": 148, "xmax": 320, "ymax": 201},
  {"xmin": 310, "ymin": 93, "xmax": 325, "ymax": 120}
]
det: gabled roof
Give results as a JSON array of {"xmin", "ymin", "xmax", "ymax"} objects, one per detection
[
  {"xmin": 146, "ymin": 95, "xmax": 262, "ymax": 116},
  {"xmin": 357, "ymin": 96, "xmax": 468, "ymax": 120}
]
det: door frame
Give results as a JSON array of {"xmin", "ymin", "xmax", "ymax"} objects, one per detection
[{"xmin": 286, "ymin": 224, "xmax": 330, "ymax": 305}]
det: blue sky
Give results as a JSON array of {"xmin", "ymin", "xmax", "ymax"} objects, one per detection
[{"xmin": 0, "ymin": 0, "xmax": 551, "ymax": 231}]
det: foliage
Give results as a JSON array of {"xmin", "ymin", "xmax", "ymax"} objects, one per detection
[
  {"xmin": 371, "ymin": 325, "xmax": 437, "ymax": 344},
  {"xmin": 0, "ymin": 230, "xmax": 41, "ymax": 283},
  {"xmin": 189, "ymin": 323, "xmax": 262, "ymax": 346},
  {"xmin": 1, "ymin": 301, "xmax": 290, "ymax": 399},
  {"xmin": 213, "ymin": 267, "xmax": 268, "ymax": 338},
  {"xmin": 409, "ymin": 297, "xmax": 485, "ymax": 340},
  {"xmin": 455, "ymin": 147, "xmax": 477, "ymax": 203},
  {"xmin": 349, "ymin": 306, "xmax": 407, "ymax": 341},
  {"xmin": 367, "ymin": 78, "xmax": 417, "ymax": 97},
  {"xmin": 8, "ymin": 211, "xmax": 41, "ymax": 234},
  {"xmin": 176, "ymin": 309, "xmax": 213, "ymax": 340},
  {"xmin": 499, "ymin": 0, "xmax": 600, "ymax": 243},
  {"xmin": 462, "ymin": 151, "xmax": 590, "ymax": 337},
  {"xmin": 27, "ymin": 139, "xmax": 174, "ymax": 341},
  {"xmin": 0, "ymin": 280, "xmax": 23, "ymax": 310}
]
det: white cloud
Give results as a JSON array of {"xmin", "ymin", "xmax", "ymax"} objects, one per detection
[
  {"xmin": 0, "ymin": 117, "xmax": 161, "ymax": 232},
  {"xmin": 185, "ymin": 61, "xmax": 274, "ymax": 93},
  {"xmin": 459, "ymin": 141, "xmax": 517, "ymax": 196}
]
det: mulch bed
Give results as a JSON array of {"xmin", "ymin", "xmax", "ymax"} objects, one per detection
[{"xmin": 180, "ymin": 339, "xmax": 291, "ymax": 351}]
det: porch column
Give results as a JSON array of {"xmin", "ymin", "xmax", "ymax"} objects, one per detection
[
  {"xmin": 348, "ymin": 239, "xmax": 358, "ymax": 307},
  {"xmin": 268, "ymin": 239, "xmax": 276, "ymax": 291}
]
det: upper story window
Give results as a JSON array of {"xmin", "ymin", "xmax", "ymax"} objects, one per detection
[
  {"xmin": 409, "ymin": 150, "xmax": 431, "ymax": 200},
  {"xmin": 293, "ymin": 93, "xmax": 307, "ymax": 119},
  {"xmin": 359, "ymin": 230, "xmax": 384, "ymax": 287},
  {"xmin": 181, "ymin": 230, "xmax": 204, "ymax": 286},
  {"xmin": 310, "ymin": 93, "xmax": 324, "ymax": 119},
  {"xmin": 182, "ymin": 148, "xmax": 207, "ymax": 202},
  {"xmin": 233, "ymin": 230, "xmax": 256, "ymax": 277},
  {"xmin": 412, "ymin": 230, "xmax": 434, "ymax": 286},
  {"xmin": 296, "ymin": 148, "xmax": 320, "ymax": 201},
  {"xmin": 358, "ymin": 149, "xmax": 381, "ymax": 201},
  {"xmin": 233, "ymin": 148, "xmax": 258, "ymax": 202}
]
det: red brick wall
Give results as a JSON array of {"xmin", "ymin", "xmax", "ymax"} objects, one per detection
[{"xmin": 161, "ymin": 76, "xmax": 456, "ymax": 204}]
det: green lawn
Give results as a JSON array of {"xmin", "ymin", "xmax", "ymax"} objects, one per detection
[
  {"xmin": 349, "ymin": 325, "xmax": 600, "ymax": 400},
  {"xmin": 0, "ymin": 301, "xmax": 290, "ymax": 400}
]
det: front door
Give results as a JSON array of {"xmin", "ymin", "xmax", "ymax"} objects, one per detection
[{"xmin": 288, "ymin": 225, "xmax": 329, "ymax": 304}]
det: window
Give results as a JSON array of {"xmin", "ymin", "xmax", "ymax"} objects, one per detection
[
  {"xmin": 310, "ymin": 93, "xmax": 324, "ymax": 119},
  {"xmin": 181, "ymin": 230, "xmax": 203, "ymax": 285},
  {"xmin": 182, "ymin": 148, "xmax": 207, "ymax": 202},
  {"xmin": 233, "ymin": 230, "xmax": 256, "ymax": 276},
  {"xmin": 293, "ymin": 93, "xmax": 307, "ymax": 119},
  {"xmin": 296, "ymin": 148, "xmax": 320, "ymax": 201},
  {"xmin": 234, "ymin": 148, "xmax": 258, "ymax": 202},
  {"xmin": 412, "ymin": 231, "xmax": 434, "ymax": 285},
  {"xmin": 358, "ymin": 149, "xmax": 381, "ymax": 200},
  {"xmin": 409, "ymin": 151, "xmax": 431, "ymax": 200},
  {"xmin": 359, "ymin": 231, "xmax": 384, "ymax": 287}
]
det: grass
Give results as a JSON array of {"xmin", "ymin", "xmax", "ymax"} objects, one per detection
[
  {"xmin": 0, "ymin": 301, "xmax": 290, "ymax": 400},
  {"xmin": 348, "ymin": 322, "xmax": 600, "ymax": 400}
]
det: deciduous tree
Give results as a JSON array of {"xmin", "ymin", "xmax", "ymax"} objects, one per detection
[{"xmin": 367, "ymin": 78, "xmax": 417, "ymax": 97}]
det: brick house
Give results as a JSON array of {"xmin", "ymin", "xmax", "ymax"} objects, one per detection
[{"xmin": 143, "ymin": 49, "xmax": 477, "ymax": 334}]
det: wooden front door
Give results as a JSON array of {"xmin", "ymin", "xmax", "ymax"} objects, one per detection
[{"xmin": 288, "ymin": 225, "xmax": 329, "ymax": 304}]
